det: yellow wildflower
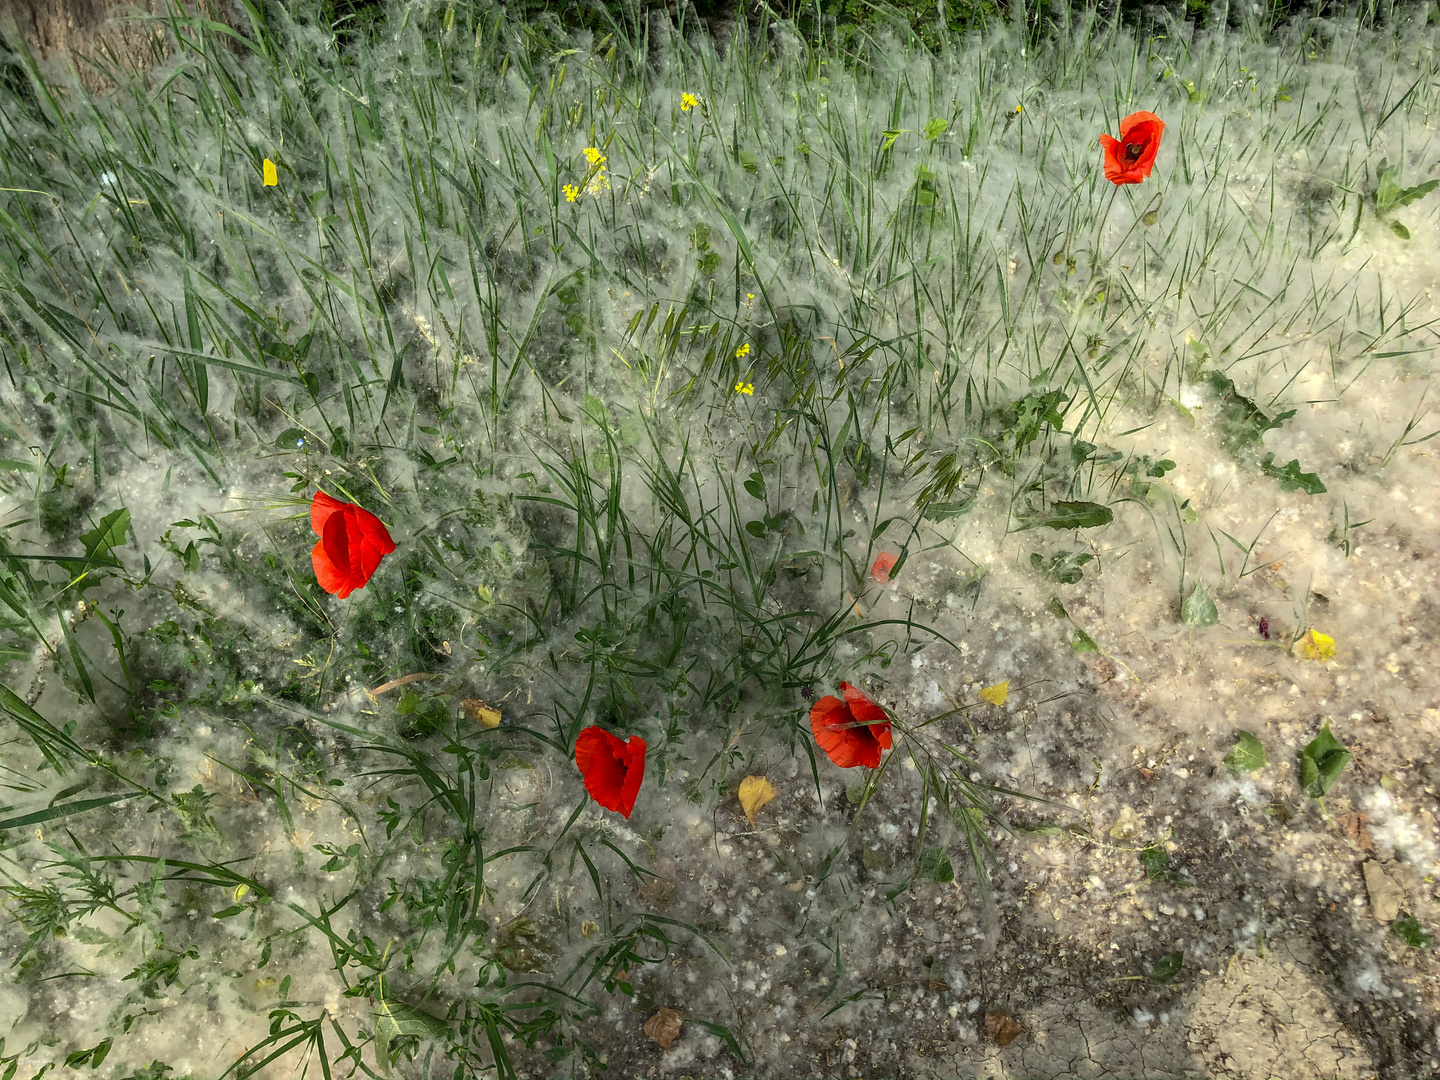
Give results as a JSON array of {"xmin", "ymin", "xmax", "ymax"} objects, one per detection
[
  {"xmin": 735, "ymin": 342, "xmax": 750, "ymax": 358},
  {"xmin": 681, "ymin": 92, "xmax": 700, "ymax": 112},
  {"xmin": 582, "ymin": 147, "xmax": 607, "ymax": 166},
  {"xmin": 734, "ymin": 381, "xmax": 754, "ymax": 395},
  {"xmin": 1296, "ymin": 629, "xmax": 1336, "ymax": 661},
  {"xmin": 262, "ymin": 158, "xmax": 278, "ymax": 186},
  {"xmin": 563, "ymin": 183, "xmax": 579, "ymax": 202}
]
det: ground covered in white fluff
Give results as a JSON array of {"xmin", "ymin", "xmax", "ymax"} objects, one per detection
[{"xmin": 0, "ymin": 0, "xmax": 1435, "ymax": 1077}]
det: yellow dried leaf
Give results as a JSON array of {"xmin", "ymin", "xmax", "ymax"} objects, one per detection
[
  {"xmin": 643, "ymin": 1006, "xmax": 684, "ymax": 1050},
  {"xmin": 1296, "ymin": 629, "xmax": 1336, "ymax": 661},
  {"xmin": 262, "ymin": 158, "xmax": 278, "ymax": 186},
  {"xmin": 737, "ymin": 775, "xmax": 777, "ymax": 826},
  {"xmin": 462, "ymin": 699, "xmax": 502, "ymax": 729},
  {"xmin": 978, "ymin": 680, "xmax": 1009, "ymax": 706}
]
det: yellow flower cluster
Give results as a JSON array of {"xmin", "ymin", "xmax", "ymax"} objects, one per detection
[
  {"xmin": 563, "ymin": 184, "xmax": 579, "ymax": 202},
  {"xmin": 735, "ymin": 342, "xmax": 750, "ymax": 358},
  {"xmin": 734, "ymin": 381, "xmax": 754, "ymax": 395},
  {"xmin": 582, "ymin": 146, "xmax": 610, "ymax": 195},
  {"xmin": 681, "ymin": 93, "xmax": 700, "ymax": 113}
]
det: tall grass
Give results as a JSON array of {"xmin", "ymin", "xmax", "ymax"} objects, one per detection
[{"xmin": 0, "ymin": 0, "xmax": 1435, "ymax": 1074}]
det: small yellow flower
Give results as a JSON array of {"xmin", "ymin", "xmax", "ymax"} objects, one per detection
[
  {"xmin": 735, "ymin": 342, "xmax": 750, "ymax": 358},
  {"xmin": 681, "ymin": 92, "xmax": 700, "ymax": 112},
  {"xmin": 262, "ymin": 158, "xmax": 278, "ymax": 186},
  {"xmin": 563, "ymin": 183, "xmax": 579, "ymax": 202},
  {"xmin": 734, "ymin": 381, "xmax": 754, "ymax": 395},
  {"xmin": 1015, "ymin": 105, "xmax": 1023, "ymax": 113},
  {"xmin": 582, "ymin": 147, "xmax": 607, "ymax": 166}
]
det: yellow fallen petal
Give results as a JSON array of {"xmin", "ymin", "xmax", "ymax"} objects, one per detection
[
  {"xmin": 737, "ymin": 775, "xmax": 777, "ymax": 826},
  {"xmin": 462, "ymin": 699, "xmax": 502, "ymax": 728},
  {"xmin": 1296, "ymin": 629, "xmax": 1335, "ymax": 661},
  {"xmin": 978, "ymin": 680, "xmax": 1009, "ymax": 706},
  {"xmin": 262, "ymin": 158, "xmax": 278, "ymax": 186}
]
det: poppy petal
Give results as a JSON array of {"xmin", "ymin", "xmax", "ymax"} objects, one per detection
[
  {"xmin": 810, "ymin": 697, "xmax": 858, "ymax": 768},
  {"xmin": 1118, "ymin": 110, "xmax": 1163, "ymax": 139},
  {"xmin": 312, "ymin": 539, "xmax": 351, "ymax": 598},
  {"xmin": 311, "ymin": 490, "xmax": 348, "ymax": 536},
  {"xmin": 871, "ymin": 551, "xmax": 899, "ymax": 584},
  {"xmin": 617, "ymin": 736, "xmax": 647, "ymax": 818},
  {"xmin": 811, "ymin": 696, "xmax": 881, "ymax": 769},
  {"xmin": 839, "ymin": 682, "xmax": 889, "ymax": 724},
  {"xmin": 320, "ymin": 511, "xmax": 358, "ymax": 597}
]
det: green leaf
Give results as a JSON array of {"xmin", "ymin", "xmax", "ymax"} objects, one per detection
[
  {"xmin": 1207, "ymin": 371, "xmax": 1294, "ymax": 456},
  {"xmin": 1259, "ymin": 454, "xmax": 1326, "ymax": 494},
  {"xmin": 1225, "ymin": 731, "xmax": 1267, "ymax": 774},
  {"xmin": 743, "ymin": 472, "xmax": 766, "ymax": 501},
  {"xmin": 744, "ymin": 520, "xmax": 767, "ymax": 538},
  {"xmin": 918, "ymin": 847, "xmax": 955, "ymax": 883},
  {"xmin": 0, "ymin": 794, "xmax": 132, "ymax": 832},
  {"xmin": 1070, "ymin": 625, "xmax": 1100, "ymax": 653},
  {"xmin": 880, "ymin": 129, "xmax": 904, "ymax": 151},
  {"xmin": 1141, "ymin": 845, "xmax": 1172, "ymax": 881},
  {"xmin": 1181, "ymin": 581, "xmax": 1219, "ymax": 628},
  {"xmin": 1299, "ymin": 724, "xmax": 1352, "ymax": 799},
  {"xmin": 1030, "ymin": 550, "xmax": 1093, "ymax": 585},
  {"xmin": 1027, "ymin": 501, "xmax": 1114, "ymax": 530},
  {"xmin": 921, "ymin": 497, "xmax": 977, "ymax": 521},
  {"xmin": 1392, "ymin": 916, "xmax": 1432, "ymax": 949},
  {"xmin": 1150, "ymin": 950, "xmax": 1184, "ymax": 984},
  {"xmin": 1389, "ymin": 219, "xmax": 1411, "ymax": 240},
  {"xmin": 211, "ymin": 904, "xmax": 246, "ymax": 919},
  {"xmin": 923, "ymin": 117, "xmax": 949, "ymax": 139},
  {"xmin": 1390, "ymin": 178, "xmax": 1438, "ymax": 211},
  {"xmin": 80, "ymin": 507, "xmax": 130, "ymax": 563}
]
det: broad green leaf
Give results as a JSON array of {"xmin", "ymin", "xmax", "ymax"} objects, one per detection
[
  {"xmin": 1300, "ymin": 724, "xmax": 1352, "ymax": 799},
  {"xmin": 1150, "ymin": 950, "xmax": 1184, "ymax": 984},
  {"xmin": 1225, "ymin": 731, "xmax": 1267, "ymax": 774},
  {"xmin": 919, "ymin": 847, "xmax": 955, "ymax": 883},
  {"xmin": 1182, "ymin": 581, "xmax": 1219, "ymax": 628},
  {"xmin": 923, "ymin": 117, "xmax": 949, "ymax": 139},
  {"xmin": 80, "ymin": 507, "xmax": 130, "ymax": 562},
  {"xmin": 921, "ymin": 497, "xmax": 977, "ymax": 521},
  {"xmin": 1027, "ymin": 501, "xmax": 1114, "ymax": 530},
  {"xmin": 1389, "ymin": 220, "xmax": 1411, "ymax": 240},
  {"xmin": 1141, "ymin": 845, "xmax": 1172, "ymax": 881},
  {"xmin": 1260, "ymin": 454, "xmax": 1326, "ymax": 494}
]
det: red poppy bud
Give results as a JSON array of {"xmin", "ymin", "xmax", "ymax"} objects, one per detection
[
  {"xmin": 810, "ymin": 682, "xmax": 892, "ymax": 769},
  {"xmin": 1098, "ymin": 111, "xmax": 1165, "ymax": 185},
  {"xmin": 574, "ymin": 726, "xmax": 647, "ymax": 817},
  {"xmin": 310, "ymin": 491, "xmax": 396, "ymax": 598},
  {"xmin": 871, "ymin": 551, "xmax": 899, "ymax": 584}
]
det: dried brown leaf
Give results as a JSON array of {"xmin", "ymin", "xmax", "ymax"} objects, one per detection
[
  {"xmin": 985, "ymin": 1011, "xmax": 1022, "ymax": 1047},
  {"xmin": 644, "ymin": 1006, "xmax": 684, "ymax": 1051}
]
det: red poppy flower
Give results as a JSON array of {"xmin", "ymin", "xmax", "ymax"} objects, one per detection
[
  {"xmin": 1098, "ymin": 111, "xmax": 1165, "ymax": 185},
  {"xmin": 871, "ymin": 551, "xmax": 899, "ymax": 584},
  {"xmin": 810, "ymin": 682, "xmax": 892, "ymax": 769},
  {"xmin": 574, "ymin": 726, "xmax": 647, "ymax": 817},
  {"xmin": 310, "ymin": 491, "xmax": 396, "ymax": 598}
]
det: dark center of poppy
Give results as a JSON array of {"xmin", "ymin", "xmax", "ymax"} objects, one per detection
[{"xmin": 1122, "ymin": 141, "xmax": 1145, "ymax": 164}]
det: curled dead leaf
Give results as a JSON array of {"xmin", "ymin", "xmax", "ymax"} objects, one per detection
[
  {"xmin": 644, "ymin": 1006, "xmax": 684, "ymax": 1051},
  {"xmin": 985, "ymin": 1010, "xmax": 1022, "ymax": 1047},
  {"xmin": 461, "ymin": 699, "xmax": 502, "ymax": 729},
  {"xmin": 737, "ymin": 775, "xmax": 777, "ymax": 826}
]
